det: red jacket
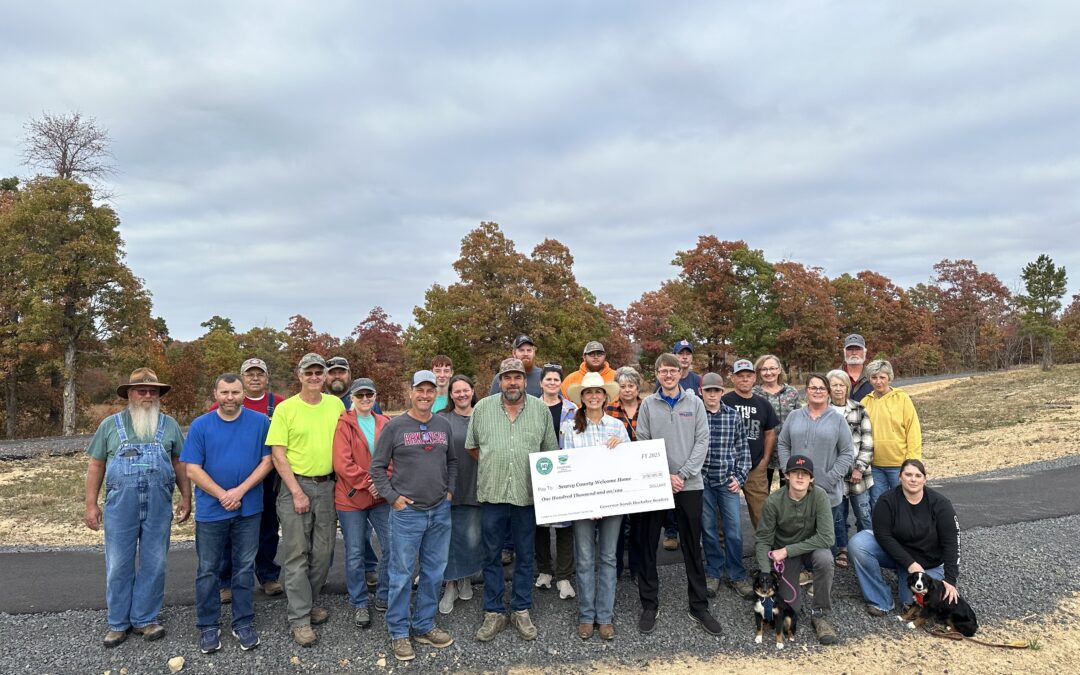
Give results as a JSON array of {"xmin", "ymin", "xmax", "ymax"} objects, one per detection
[{"xmin": 333, "ymin": 410, "xmax": 391, "ymax": 511}]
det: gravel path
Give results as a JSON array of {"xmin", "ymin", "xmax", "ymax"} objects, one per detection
[{"xmin": 1, "ymin": 513, "xmax": 1076, "ymax": 674}]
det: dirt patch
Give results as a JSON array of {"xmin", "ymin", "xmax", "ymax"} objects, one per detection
[{"xmin": 510, "ymin": 592, "xmax": 1079, "ymax": 675}]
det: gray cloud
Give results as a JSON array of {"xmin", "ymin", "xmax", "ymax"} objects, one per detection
[{"xmin": 2, "ymin": 1, "xmax": 1078, "ymax": 340}]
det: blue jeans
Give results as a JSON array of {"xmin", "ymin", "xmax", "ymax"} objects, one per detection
[
  {"xmin": 572, "ymin": 516, "xmax": 621, "ymax": 624},
  {"xmin": 848, "ymin": 529, "xmax": 944, "ymax": 611},
  {"xmin": 834, "ymin": 493, "xmax": 872, "ymax": 555},
  {"xmin": 869, "ymin": 466, "xmax": 901, "ymax": 510},
  {"xmin": 220, "ymin": 472, "xmax": 281, "ymax": 588},
  {"xmin": 481, "ymin": 503, "xmax": 536, "ymax": 612},
  {"xmin": 701, "ymin": 483, "xmax": 746, "ymax": 581},
  {"xmin": 196, "ymin": 514, "xmax": 259, "ymax": 629},
  {"xmin": 445, "ymin": 505, "xmax": 483, "ymax": 581},
  {"xmin": 338, "ymin": 504, "xmax": 392, "ymax": 608},
  {"xmin": 102, "ymin": 436, "xmax": 175, "ymax": 631},
  {"xmin": 364, "ymin": 522, "xmax": 380, "ymax": 572},
  {"xmin": 386, "ymin": 500, "xmax": 451, "ymax": 639}
]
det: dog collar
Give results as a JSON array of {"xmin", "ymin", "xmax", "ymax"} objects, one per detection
[{"xmin": 914, "ymin": 592, "xmax": 925, "ymax": 607}]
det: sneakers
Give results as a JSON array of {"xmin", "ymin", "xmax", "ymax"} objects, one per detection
[
  {"xmin": 729, "ymin": 578, "xmax": 755, "ymax": 599},
  {"xmin": 353, "ymin": 607, "xmax": 372, "ymax": 629},
  {"xmin": 577, "ymin": 622, "xmax": 594, "ymax": 639},
  {"xmin": 414, "ymin": 627, "xmax": 454, "ymax": 648},
  {"xmin": 103, "ymin": 628, "xmax": 128, "ymax": 648},
  {"xmin": 501, "ymin": 549, "xmax": 514, "ymax": 565},
  {"xmin": 811, "ymin": 613, "xmax": 838, "ymax": 645},
  {"xmin": 310, "ymin": 607, "xmax": 329, "ymax": 625},
  {"xmin": 291, "ymin": 624, "xmax": 317, "ymax": 647},
  {"xmin": 662, "ymin": 536, "xmax": 679, "ymax": 551},
  {"xmin": 598, "ymin": 623, "xmax": 615, "ymax": 640},
  {"xmin": 705, "ymin": 577, "xmax": 720, "ymax": 598},
  {"xmin": 865, "ymin": 604, "xmax": 889, "ymax": 618},
  {"xmin": 638, "ymin": 608, "xmax": 658, "ymax": 634},
  {"xmin": 374, "ymin": 597, "xmax": 388, "ymax": 613},
  {"xmin": 262, "ymin": 580, "xmax": 284, "ymax": 596},
  {"xmin": 439, "ymin": 584, "xmax": 458, "ymax": 615},
  {"xmin": 199, "ymin": 627, "xmax": 221, "ymax": 654},
  {"xmin": 799, "ymin": 570, "xmax": 814, "ymax": 586},
  {"xmin": 220, "ymin": 587, "xmax": 232, "ymax": 604},
  {"xmin": 557, "ymin": 579, "xmax": 576, "ymax": 599},
  {"xmin": 133, "ymin": 623, "xmax": 165, "ymax": 641},
  {"xmin": 510, "ymin": 609, "xmax": 538, "ymax": 640},
  {"xmin": 366, "ymin": 570, "xmax": 378, "ymax": 590},
  {"xmin": 231, "ymin": 625, "xmax": 260, "ymax": 651},
  {"xmin": 688, "ymin": 609, "xmax": 723, "ymax": 636},
  {"xmin": 458, "ymin": 578, "xmax": 474, "ymax": 601},
  {"xmin": 391, "ymin": 637, "xmax": 415, "ymax": 661},
  {"xmin": 475, "ymin": 612, "xmax": 509, "ymax": 642},
  {"xmin": 535, "ymin": 573, "xmax": 553, "ymax": 589}
]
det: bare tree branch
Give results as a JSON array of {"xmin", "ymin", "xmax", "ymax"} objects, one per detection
[{"xmin": 21, "ymin": 111, "xmax": 116, "ymax": 183}]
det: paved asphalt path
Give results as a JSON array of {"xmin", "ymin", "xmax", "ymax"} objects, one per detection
[{"xmin": 4, "ymin": 462, "xmax": 1078, "ymax": 615}]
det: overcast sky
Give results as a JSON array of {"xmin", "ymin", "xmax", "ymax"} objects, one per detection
[{"xmin": 2, "ymin": 1, "xmax": 1078, "ymax": 340}]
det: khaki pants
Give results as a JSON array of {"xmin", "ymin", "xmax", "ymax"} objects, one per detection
[
  {"xmin": 743, "ymin": 462, "xmax": 769, "ymax": 529},
  {"xmin": 276, "ymin": 478, "xmax": 337, "ymax": 627}
]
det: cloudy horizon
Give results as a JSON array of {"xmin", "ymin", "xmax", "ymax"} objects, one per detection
[{"xmin": 2, "ymin": 1, "xmax": 1078, "ymax": 340}]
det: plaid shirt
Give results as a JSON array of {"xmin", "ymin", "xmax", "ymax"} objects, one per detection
[
  {"xmin": 841, "ymin": 400, "xmax": 875, "ymax": 496},
  {"xmin": 560, "ymin": 414, "xmax": 630, "ymax": 449},
  {"xmin": 702, "ymin": 403, "xmax": 751, "ymax": 488},
  {"xmin": 606, "ymin": 399, "xmax": 640, "ymax": 442}
]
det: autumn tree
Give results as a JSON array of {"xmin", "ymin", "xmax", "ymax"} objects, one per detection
[
  {"xmin": 4, "ymin": 178, "xmax": 151, "ymax": 435},
  {"xmin": 1017, "ymin": 254, "xmax": 1068, "ymax": 370},
  {"xmin": 1055, "ymin": 293, "xmax": 1080, "ymax": 363},
  {"xmin": 0, "ymin": 178, "xmax": 27, "ymax": 437},
  {"xmin": 22, "ymin": 111, "xmax": 115, "ymax": 183},
  {"xmin": 626, "ymin": 281, "xmax": 700, "ymax": 374},
  {"xmin": 773, "ymin": 262, "xmax": 838, "ymax": 376},
  {"xmin": 347, "ymin": 307, "xmax": 407, "ymax": 408},
  {"xmin": 927, "ymin": 259, "xmax": 1013, "ymax": 370}
]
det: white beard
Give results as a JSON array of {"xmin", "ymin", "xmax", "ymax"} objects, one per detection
[
  {"xmin": 129, "ymin": 402, "xmax": 161, "ymax": 440},
  {"xmin": 845, "ymin": 355, "xmax": 865, "ymax": 366}
]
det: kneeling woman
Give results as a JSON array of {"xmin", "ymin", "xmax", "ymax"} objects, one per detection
[
  {"xmin": 563, "ymin": 372, "xmax": 630, "ymax": 640},
  {"xmin": 848, "ymin": 459, "xmax": 962, "ymax": 617}
]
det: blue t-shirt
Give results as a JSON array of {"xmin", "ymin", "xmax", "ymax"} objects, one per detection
[
  {"xmin": 356, "ymin": 413, "xmax": 376, "ymax": 450},
  {"xmin": 181, "ymin": 408, "xmax": 272, "ymax": 522}
]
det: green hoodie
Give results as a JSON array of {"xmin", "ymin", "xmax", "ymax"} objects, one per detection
[{"xmin": 755, "ymin": 484, "xmax": 834, "ymax": 572}]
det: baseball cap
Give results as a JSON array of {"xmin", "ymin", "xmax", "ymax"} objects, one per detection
[
  {"xmin": 786, "ymin": 455, "xmax": 815, "ymax": 475},
  {"xmin": 498, "ymin": 357, "xmax": 527, "ymax": 377},
  {"xmin": 326, "ymin": 356, "xmax": 350, "ymax": 371},
  {"xmin": 411, "ymin": 370, "xmax": 437, "ymax": 387},
  {"xmin": 844, "ymin": 334, "xmax": 866, "ymax": 349},
  {"xmin": 298, "ymin": 353, "xmax": 326, "ymax": 370},
  {"xmin": 241, "ymin": 357, "xmax": 268, "ymax": 374},
  {"xmin": 349, "ymin": 378, "xmax": 376, "ymax": 396},
  {"xmin": 512, "ymin": 335, "xmax": 535, "ymax": 349},
  {"xmin": 732, "ymin": 359, "xmax": 755, "ymax": 374},
  {"xmin": 701, "ymin": 373, "xmax": 724, "ymax": 390},
  {"xmin": 583, "ymin": 340, "xmax": 605, "ymax": 355},
  {"xmin": 672, "ymin": 339, "xmax": 694, "ymax": 354}
]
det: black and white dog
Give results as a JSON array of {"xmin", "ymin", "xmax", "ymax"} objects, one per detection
[
  {"xmin": 900, "ymin": 571, "xmax": 979, "ymax": 637},
  {"xmin": 752, "ymin": 570, "xmax": 798, "ymax": 649}
]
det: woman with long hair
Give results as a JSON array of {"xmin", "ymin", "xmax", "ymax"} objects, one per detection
[{"xmin": 438, "ymin": 375, "xmax": 481, "ymax": 614}]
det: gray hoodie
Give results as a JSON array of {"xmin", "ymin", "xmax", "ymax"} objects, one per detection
[
  {"xmin": 637, "ymin": 389, "xmax": 709, "ymax": 491},
  {"xmin": 777, "ymin": 406, "xmax": 853, "ymax": 507}
]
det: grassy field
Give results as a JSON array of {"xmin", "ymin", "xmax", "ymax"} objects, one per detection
[{"xmin": 1, "ymin": 365, "xmax": 1078, "ymax": 547}]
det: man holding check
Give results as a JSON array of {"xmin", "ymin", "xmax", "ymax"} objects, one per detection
[{"xmin": 631, "ymin": 353, "xmax": 722, "ymax": 636}]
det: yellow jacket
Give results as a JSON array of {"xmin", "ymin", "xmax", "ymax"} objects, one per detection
[{"xmin": 862, "ymin": 387, "xmax": 922, "ymax": 467}]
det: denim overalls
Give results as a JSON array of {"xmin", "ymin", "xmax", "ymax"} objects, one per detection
[{"xmin": 102, "ymin": 412, "xmax": 176, "ymax": 631}]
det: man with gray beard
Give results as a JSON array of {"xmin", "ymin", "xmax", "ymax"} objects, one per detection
[
  {"xmin": 841, "ymin": 334, "xmax": 873, "ymax": 402},
  {"xmin": 84, "ymin": 368, "xmax": 192, "ymax": 648}
]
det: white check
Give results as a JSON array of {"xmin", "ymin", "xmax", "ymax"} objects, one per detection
[{"xmin": 530, "ymin": 439, "xmax": 675, "ymax": 525}]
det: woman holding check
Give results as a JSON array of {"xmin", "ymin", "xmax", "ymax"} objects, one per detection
[{"xmin": 561, "ymin": 372, "xmax": 630, "ymax": 640}]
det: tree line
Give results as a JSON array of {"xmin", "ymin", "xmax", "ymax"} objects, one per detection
[{"xmin": 1, "ymin": 113, "xmax": 1075, "ymax": 438}]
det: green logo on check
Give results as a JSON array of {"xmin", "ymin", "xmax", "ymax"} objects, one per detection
[{"xmin": 536, "ymin": 457, "xmax": 553, "ymax": 475}]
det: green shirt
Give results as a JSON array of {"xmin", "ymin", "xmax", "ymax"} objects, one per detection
[
  {"xmin": 86, "ymin": 410, "xmax": 185, "ymax": 463},
  {"xmin": 265, "ymin": 393, "xmax": 345, "ymax": 476},
  {"xmin": 754, "ymin": 484, "xmax": 835, "ymax": 572},
  {"xmin": 465, "ymin": 393, "xmax": 558, "ymax": 506}
]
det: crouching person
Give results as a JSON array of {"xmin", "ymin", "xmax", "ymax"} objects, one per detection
[
  {"xmin": 754, "ymin": 455, "xmax": 838, "ymax": 645},
  {"xmin": 183, "ymin": 374, "xmax": 273, "ymax": 653}
]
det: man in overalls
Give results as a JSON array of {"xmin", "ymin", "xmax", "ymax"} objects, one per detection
[{"xmin": 84, "ymin": 368, "xmax": 192, "ymax": 647}]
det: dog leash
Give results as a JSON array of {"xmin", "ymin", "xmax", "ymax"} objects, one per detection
[
  {"xmin": 923, "ymin": 625, "xmax": 1031, "ymax": 649},
  {"xmin": 768, "ymin": 552, "xmax": 799, "ymax": 604}
]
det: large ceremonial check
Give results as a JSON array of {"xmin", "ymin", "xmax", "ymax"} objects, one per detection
[{"xmin": 530, "ymin": 439, "xmax": 675, "ymax": 525}]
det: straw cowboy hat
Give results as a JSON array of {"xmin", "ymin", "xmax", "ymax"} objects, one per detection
[
  {"xmin": 116, "ymin": 367, "xmax": 172, "ymax": 399},
  {"xmin": 566, "ymin": 371, "xmax": 619, "ymax": 406}
]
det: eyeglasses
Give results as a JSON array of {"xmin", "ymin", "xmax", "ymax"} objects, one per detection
[
  {"xmin": 352, "ymin": 391, "xmax": 375, "ymax": 399},
  {"xmin": 128, "ymin": 387, "xmax": 160, "ymax": 397},
  {"xmin": 807, "ymin": 386, "xmax": 828, "ymax": 393},
  {"xmin": 302, "ymin": 369, "xmax": 325, "ymax": 378},
  {"xmin": 543, "ymin": 363, "xmax": 562, "ymax": 371},
  {"xmin": 657, "ymin": 368, "xmax": 680, "ymax": 376}
]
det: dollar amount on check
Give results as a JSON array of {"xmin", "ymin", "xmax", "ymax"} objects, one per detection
[{"xmin": 530, "ymin": 439, "xmax": 675, "ymax": 525}]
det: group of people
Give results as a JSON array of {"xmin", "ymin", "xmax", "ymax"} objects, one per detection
[{"xmin": 84, "ymin": 331, "xmax": 962, "ymax": 660}]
